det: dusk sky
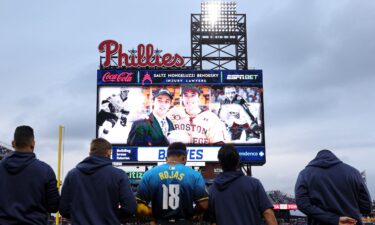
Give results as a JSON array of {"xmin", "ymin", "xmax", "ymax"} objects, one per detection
[{"xmin": 1, "ymin": 0, "xmax": 374, "ymax": 198}]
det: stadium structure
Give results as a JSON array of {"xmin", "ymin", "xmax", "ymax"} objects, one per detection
[{"xmin": 0, "ymin": 142, "xmax": 13, "ymax": 160}]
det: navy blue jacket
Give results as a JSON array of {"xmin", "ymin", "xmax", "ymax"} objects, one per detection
[
  {"xmin": 295, "ymin": 150, "xmax": 372, "ymax": 225},
  {"xmin": 209, "ymin": 171, "xmax": 273, "ymax": 225},
  {"xmin": 60, "ymin": 156, "xmax": 137, "ymax": 225},
  {"xmin": 0, "ymin": 152, "xmax": 59, "ymax": 225}
]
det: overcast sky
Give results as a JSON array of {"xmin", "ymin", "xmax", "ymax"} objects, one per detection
[{"xmin": 1, "ymin": 0, "xmax": 374, "ymax": 198}]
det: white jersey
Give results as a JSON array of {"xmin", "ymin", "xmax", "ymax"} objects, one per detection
[
  {"xmin": 167, "ymin": 107, "xmax": 226, "ymax": 144},
  {"xmin": 219, "ymin": 103, "xmax": 251, "ymax": 126},
  {"xmin": 102, "ymin": 94, "xmax": 130, "ymax": 115}
]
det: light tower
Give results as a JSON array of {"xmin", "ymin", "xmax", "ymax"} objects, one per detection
[{"xmin": 191, "ymin": 1, "xmax": 248, "ymax": 70}]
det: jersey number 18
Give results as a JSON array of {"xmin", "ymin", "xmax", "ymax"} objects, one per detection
[{"xmin": 162, "ymin": 184, "xmax": 180, "ymax": 210}]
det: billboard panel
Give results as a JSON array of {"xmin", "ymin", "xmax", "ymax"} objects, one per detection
[{"xmin": 96, "ymin": 70, "xmax": 265, "ymax": 164}]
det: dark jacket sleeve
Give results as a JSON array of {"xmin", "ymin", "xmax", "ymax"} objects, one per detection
[
  {"xmin": 295, "ymin": 171, "xmax": 339, "ymax": 225},
  {"xmin": 357, "ymin": 174, "xmax": 372, "ymax": 214},
  {"xmin": 59, "ymin": 173, "xmax": 72, "ymax": 219},
  {"xmin": 119, "ymin": 172, "xmax": 137, "ymax": 217},
  {"xmin": 45, "ymin": 166, "xmax": 60, "ymax": 213},
  {"xmin": 208, "ymin": 186, "xmax": 216, "ymax": 223},
  {"xmin": 255, "ymin": 179, "xmax": 273, "ymax": 213}
]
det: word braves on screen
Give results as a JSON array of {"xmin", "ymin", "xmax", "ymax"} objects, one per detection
[
  {"xmin": 97, "ymin": 69, "xmax": 266, "ymax": 165},
  {"xmin": 99, "ymin": 40, "xmax": 185, "ymax": 68}
]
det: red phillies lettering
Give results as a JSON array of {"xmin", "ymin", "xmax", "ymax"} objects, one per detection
[
  {"xmin": 98, "ymin": 40, "xmax": 119, "ymax": 67},
  {"xmin": 102, "ymin": 72, "xmax": 134, "ymax": 83},
  {"xmin": 98, "ymin": 40, "xmax": 185, "ymax": 68}
]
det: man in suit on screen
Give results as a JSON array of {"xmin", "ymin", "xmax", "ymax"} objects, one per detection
[{"xmin": 127, "ymin": 88, "xmax": 174, "ymax": 146}]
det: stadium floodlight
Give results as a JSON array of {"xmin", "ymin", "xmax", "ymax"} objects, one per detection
[{"xmin": 201, "ymin": 1, "xmax": 237, "ymax": 32}]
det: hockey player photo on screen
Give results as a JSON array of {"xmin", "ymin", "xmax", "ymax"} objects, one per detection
[
  {"xmin": 216, "ymin": 86, "xmax": 263, "ymax": 144},
  {"xmin": 97, "ymin": 86, "xmax": 148, "ymax": 143}
]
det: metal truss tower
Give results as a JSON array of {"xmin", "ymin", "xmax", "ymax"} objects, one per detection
[{"xmin": 191, "ymin": 2, "xmax": 248, "ymax": 70}]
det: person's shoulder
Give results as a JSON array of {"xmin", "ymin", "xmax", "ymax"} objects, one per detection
[
  {"xmin": 31, "ymin": 159, "xmax": 57, "ymax": 178},
  {"xmin": 180, "ymin": 165, "xmax": 202, "ymax": 177},
  {"xmin": 113, "ymin": 167, "xmax": 131, "ymax": 179},
  {"xmin": 235, "ymin": 95, "xmax": 245, "ymax": 102},
  {"xmin": 141, "ymin": 164, "xmax": 166, "ymax": 180},
  {"xmin": 34, "ymin": 159, "xmax": 54, "ymax": 171},
  {"xmin": 167, "ymin": 106, "xmax": 186, "ymax": 117},
  {"xmin": 132, "ymin": 116, "xmax": 152, "ymax": 127},
  {"xmin": 200, "ymin": 109, "xmax": 219, "ymax": 118},
  {"xmin": 240, "ymin": 175, "xmax": 263, "ymax": 186},
  {"xmin": 144, "ymin": 164, "xmax": 164, "ymax": 174},
  {"xmin": 64, "ymin": 167, "xmax": 80, "ymax": 178},
  {"xmin": 95, "ymin": 165, "xmax": 130, "ymax": 181},
  {"xmin": 340, "ymin": 162, "xmax": 361, "ymax": 176}
]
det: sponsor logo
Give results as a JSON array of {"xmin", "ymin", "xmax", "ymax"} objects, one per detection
[
  {"xmin": 127, "ymin": 171, "xmax": 144, "ymax": 179},
  {"xmin": 227, "ymin": 74, "xmax": 258, "ymax": 80},
  {"xmin": 102, "ymin": 72, "xmax": 134, "ymax": 83},
  {"xmin": 114, "ymin": 148, "xmax": 132, "ymax": 160},
  {"xmin": 142, "ymin": 72, "xmax": 153, "ymax": 85},
  {"xmin": 99, "ymin": 40, "xmax": 185, "ymax": 68}
]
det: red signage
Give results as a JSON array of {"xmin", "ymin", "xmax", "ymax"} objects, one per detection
[
  {"xmin": 99, "ymin": 40, "xmax": 185, "ymax": 68},
  {"xmin": 273, "ymin": 204, "xmax": 298, "ymax": 210},
  {"xmin": 102, "ymin": 72, "xmax": 134, "ymax": 83}
]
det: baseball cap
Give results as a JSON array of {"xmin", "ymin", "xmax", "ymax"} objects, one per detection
[
  {"xmin": 153, "ymin": 88, "xmax": 173, "ymax": 100},
  {"xmin": 167, "ymin": 142, "xmax": 187, "ymax": 155},
  {"xmin": 181, "ymin": 86, "xmax": 201, "ymax": 95}
]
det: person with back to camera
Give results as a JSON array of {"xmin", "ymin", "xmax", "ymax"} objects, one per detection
[
  {"xmin": 0, "ymin": 125, "xmax": 59, "ymax": 225},
  {"xmin": 208, "ymin": 144, "xmax": 277, "ymax": 225},
  {"xmin": 59, "ymin": 138, "xmax": 137, "ymax": 225},
  {"xmin": 295, "ymin": 149, "xmax": 372, "ymax": 225},
  {"xmin": 136, "ymin": 142, "xmax": 209, "ymax": 225}
]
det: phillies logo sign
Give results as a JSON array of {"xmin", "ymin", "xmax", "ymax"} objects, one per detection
[
  {"xmin": 102, "ymin": 72, "xmax": 134, "ymax": 83},
  {"xmin": 99, "ymin": 40, "xmax": 185, "ymax": 68}
]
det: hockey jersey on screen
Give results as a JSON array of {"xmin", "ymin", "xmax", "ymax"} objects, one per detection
[
  {"xmin": 220, "ymin": 95, "xmax": 258, "ymax": 125},
  {"xmin": 219, "ymin": 103, "xmax": 251, "ymax": 126},
  {"xmin": 136, "ymin": 163, "xmax": 208, "ymax": 221},
  {"xmin": 102, "ymin": 94, "xmax": 130, "ymax": 115},
  {"xmin": 167, "ymin": 107, "xmax": 226, "ymax": 144}
]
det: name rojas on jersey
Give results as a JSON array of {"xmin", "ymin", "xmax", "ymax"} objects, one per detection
[{"xmin": 167, "ymin": 107, "xmax": 226, "ymax": 144}]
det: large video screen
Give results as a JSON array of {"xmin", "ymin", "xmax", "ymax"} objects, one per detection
[{"xmin": 96, "ymin": 70, "xmax": 265, "ymax": 164}]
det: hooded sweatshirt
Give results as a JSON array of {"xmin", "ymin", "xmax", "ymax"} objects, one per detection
[
  {"xmin": 0, "ymin": 151, "xmax": 59, "ymax": 225},
  {"xmin": 295, "ymin": 150, "xmax": 372, "ymax": 225},
  {"xmin": 209, "ymin": 171, "xmax": 273, "ymax": 225},
  {"xmin": 59, "ymin": 155, "xmax": 137, "ymax": 225}
]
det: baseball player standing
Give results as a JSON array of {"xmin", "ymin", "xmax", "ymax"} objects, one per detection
[
  {"xmin": 136, "ymin": 142, "xmax": 208, "ymax": 225},
  {"xmin": 167, "ymin": 86, "xmax": 226, "ymax": 144}
]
